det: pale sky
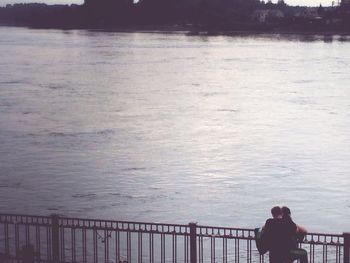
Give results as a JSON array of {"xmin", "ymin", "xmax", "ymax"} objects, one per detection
[{"xmin": 0, "ymin": 0, "xmax": 338, "ymax": 7}]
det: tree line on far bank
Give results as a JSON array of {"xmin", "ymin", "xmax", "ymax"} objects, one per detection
[{"xmin": 0, "ymin": 0, "xmax": 349, "ymax": 32}]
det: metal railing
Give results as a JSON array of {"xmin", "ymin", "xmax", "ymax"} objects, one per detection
[{"xmin": 0, "ymin": 213, "xmax": 349, "ymax": 263}]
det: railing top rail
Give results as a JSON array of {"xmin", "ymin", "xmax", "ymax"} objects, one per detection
[
  {"xmin": 306, "ymin": 232, "xmax": 344, "ymax": 238},
  {"xmin": 197, "ymin": 224, "xmax": 254, "ymax": 232},
  {"xmin": 0, "ymin": 213, "xmax": 52, "ymax": 225},
  {"xmin": 0, "ymin": 213, "xmax": 51, "ymax": 220},
  {"xmin": 196, "ymin": 224, "xmax": 344, "ymax": 239},
  {"xmin": 59, "ymin": 216, "xmax": 190, "ymax": 229},
  {"xmin": 0, "ymin": 213, "xmax": 188, "ymax": 228}
]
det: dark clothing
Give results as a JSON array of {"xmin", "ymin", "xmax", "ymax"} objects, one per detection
[
  {"xmin": 290, "ymin": 248, "xmax": 308, "ymax": 263},
  {"xmin": 264, "ymin": 218, "xmax": 297, "ymax": 263},
  {"xmin": 286, "ymin": 217, "xmax": 308, "ymax": 263},
  {"xmin": 254, "ymin": 227, "xmax": 269, "ymax": 255},
  {"xmin": 283, "ymin": 217, "xmax": 299, "ymax": 249}
]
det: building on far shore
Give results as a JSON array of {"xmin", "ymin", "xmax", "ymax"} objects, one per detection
[
  {"xmin": 252, "ymin": 9, "xmax": 284, "ymax": 23},
  {"xmin": 294, "ymin": 7, "xmax": 322, "ymax": 20}
]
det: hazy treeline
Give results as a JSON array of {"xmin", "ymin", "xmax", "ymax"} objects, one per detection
[
  {"xmin": 0, "ymin": 0, "xmax": 264, "ymax": 28},
  {"xmin": 0, "ymin": 0, "xmax": 349, "ymax": 32}
]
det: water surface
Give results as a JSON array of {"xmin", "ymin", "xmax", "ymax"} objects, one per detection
[{"xmin": 1, "ymin": 27, "xmax": 350, "ymax": 232}]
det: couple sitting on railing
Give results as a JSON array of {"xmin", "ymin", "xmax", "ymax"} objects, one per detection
[{"xmin": 255, "ymin": 206, "xmax": 308, "ymax": 263}]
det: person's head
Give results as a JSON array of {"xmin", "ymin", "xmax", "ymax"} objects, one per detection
[
  {"xmin": 271, "ymin": 206, "xmax": 282, "ymax": 218},
  {"xmin": 281, "ymin": 206, "xmax": 291, "ymax": 219}
]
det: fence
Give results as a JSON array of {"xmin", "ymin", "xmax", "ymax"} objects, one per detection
[{"xmin": 0, "ymin": 213, "xmax": 349, "ymax": 263}]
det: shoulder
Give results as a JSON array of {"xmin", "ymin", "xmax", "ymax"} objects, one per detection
[
  {"xmin": 282, "ymin": 217, "xmax": 296, "ymax": 226},
  {"xmin": 290, "ymin": 222, "xmax": 297, "ymax": 232},
  {"xmin": 265, "ymin": 218, "xmax": 279, "ymax": 230},
  {"xmin": 265, "ymin": 218, "xmax": 274, "ymax": 226},
  {"xmin": 296, "ymin": 224, "xmax": 308, "ymax": 233}
]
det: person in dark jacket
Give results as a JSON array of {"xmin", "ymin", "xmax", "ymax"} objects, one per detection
[
  {"xmin": 281, "ymin": 206, "xmax": 308, "ymax": 263},
  {"xmin": 264, "ymin": 206, "xmax": 293, "ymax": 263}
]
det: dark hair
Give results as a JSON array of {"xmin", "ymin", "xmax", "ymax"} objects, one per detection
[
  {"xmin": 271, "ymin": 206, "xmax": 282, "ymax": 218},
  {"xmin": 281, "ymin": 206, "xmax": 291, "ymax": 219}
]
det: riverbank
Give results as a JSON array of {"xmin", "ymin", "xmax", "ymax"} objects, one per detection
[
  {"xmin": 2, "ymin": 1, "xmax": 350, "ymax": 38},
  {"xmin": 1, "ymin": 22, "xmax": 350, "ymax": 39}
]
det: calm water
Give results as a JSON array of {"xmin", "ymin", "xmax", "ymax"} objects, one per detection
[{"xmin": 0, "ymin": 27, "xmax": 350, "ymax": 233}]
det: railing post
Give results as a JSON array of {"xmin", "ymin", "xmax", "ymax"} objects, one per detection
[
  {"xmin": 51, "ymin": 214, "xmax": 60, "ymax": 263},
  {"xmin": 189, "ymin": 222, "xmax": 197, "ymax": 263},
  {"xmin": 22, "ymin": 244, "xmax": 35, "ymax": 263},
  {"xmin": 344, "ymin": 232, "xmax": 350, "ymax": 263}
]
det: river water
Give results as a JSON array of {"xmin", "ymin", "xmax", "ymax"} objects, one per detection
[{"xmin": 0, "ymin": 27, "xmax": 350, "ymax": 233}]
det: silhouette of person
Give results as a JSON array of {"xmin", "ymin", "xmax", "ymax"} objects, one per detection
[
  {"xmin": 281, "ymin": 206, "xmax": 308, "ymax": 263},
  {"xmin": 264, "ymin": 206, "xmax": 292, "ymax": 263}
]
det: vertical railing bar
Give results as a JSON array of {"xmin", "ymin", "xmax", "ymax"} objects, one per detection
[
  {"xmin": 222, "ymin": 237, "xmax": 225, "ymax": 263},
  {"xmin": 250, "ymin": 239, "xmax": 253, "ymax": 263},
  {"xmin": 175, "ymin": 233, "xmax": 178, "ymax": 263},
  {"xmin": 36, "ymin": 225, "xmax": 41, "ymax": 261},
  {"xmin": 4, "ymin": 222, "xmax": 9, "ymax": 255},
  {"xmin": 93, "ymin": 228, "xmax": 97, "ymax": 263},
  {"xmin": 248, "ymin": 239, "xmax": 252, "ymax": 263},
  {"xmin": 164, "ymin": 233, "xmax": 167, "ymax": 263},
  {"xmin": 47, "ymin": 225, "xmax": 51, "ymax": 260},
  {"xmin": 60, "ymin": 227, "xmax": 65, "ymax": 262},
  {"xmin": 104, "ymin": 229, "xmax": 107, "ymax": 263},
  {"xmin": 310, "ymin": 242, "xmax": 314, "ymax": 263},
  {"xmin": 184, "ymin": 234, "xmax": 188, "ymax": 263},
  {"xmin": 14, "ymin": 222, "xmax": 19, "ymax": 257},
  {"xmin": 339, "ymin": 236, "xmax": 341, "ymax": 263},
  {"xmin": 127, "ymin": 231, "xmax": 131, "ymax": 263},
  {"xmin": 312, "ymin": 244, "xmax": 315, "ymax": 262},
  {"xmin": 51, "ymin": 214, "xmax": 59, "ymax": 263},
  {"xmin": 344, "ymin": 233, "xmax": 350, "ymax": 263},
  {"xmin": 237, "ymin": 237, "xmax": 240, "ymax": 263},
  {"xmin": 174, "ymin": 233, "xmax": 177, "ymax": 263},
  {"xmin": 211, "ymin": 236, "xmax": 215, "ymax": 263},
  {"xmin": 309, "ymin": 243, "xmax": 312, "ymax": 263},
  {"xmin": 161, "ymin": 233, "xmax": 165, "ymax": 263},
  {"xmin": 336, "ymin": 244, "xmax": 339, "ymax": 263},
  {"xmin": 184, "ymin": 234, "xmax": 186, "ymax": 263},
  {"xmin": 234, "ymin": 232, "xmax": 237, "ymax": 263},
  {"xmin": 337, "ymin": 236, "xmax": 340, "ymax": 263},
  {"xmin": 116, "ymin": 230, "xmax": 120, "ymax": 263},
  {"xmin": 107, "ymin": 229, "xmax": 110, "ymax": 263},
  {"xmin": 188, "ymin": 233, "xmax": 190, "ymax": 263},
  {"xmin": 25, "ymin": 223, "xmax": 30, "ymax": 247},
  {"xmin": 71, "ymin": 227, "xmax": 76, "ymax": 263},
  {"xmin": 138, "ymin": 232, "xmax": 142, "ymax": 263},
  {"xmin": 82, "ymin": 228, "xmax": 87, "ymax": 263},
  {"xmin": 172, "ymin": 233, "xmax": 175, "ymax": 263},
  {"xmin": 201, "ymin": 235, "xmax": 204, "ymax": 263},
  {"xmin": 234, "ymin": 238, "xmax": 237, "ymax": 263},
  {"xmin": 189, "ymin": 223, "xmax": 197, "ymax": 263},
  {"xmin": 225, "ymin": 237, "xmax": 228, "ymax": 263},
  {"xmin": 198, "ymin": 235, "xmax": 201, "ymax": 263},
  {"xmin": 247, "ymin": 239, "xmax": 249, "ymax": 263},
  {"xmin": 150, "ymin": 232, "xmax": 154, "ymax": 263}
]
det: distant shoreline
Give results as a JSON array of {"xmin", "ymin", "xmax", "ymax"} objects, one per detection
[
  {"xmin": 1, "ymin": 1, "xmax": 350, "ymax": 38},
  {"xmin": 1, "ymin": 23, "xmax": 350, "ymax": 38}
]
